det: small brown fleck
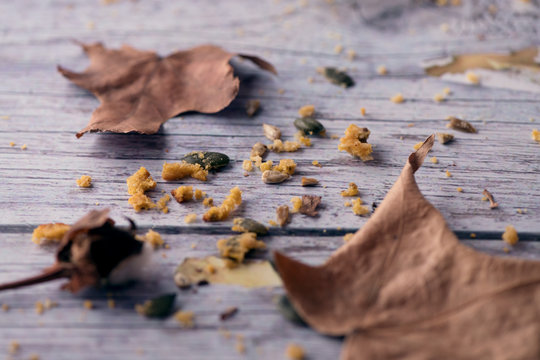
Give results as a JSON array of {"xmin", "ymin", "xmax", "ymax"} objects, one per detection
[
  {"xmin": 437, "ymin": 132, "xmax": 454, "ymax": 144},
  {"xmin": 482, "ymin": 189, "xmax": 499, "ymax": 209},
  {"xmin": 276, "ymin": 205, "xmax": 290, "ymax": 227},
  {"xmin": 301, "ymin": 177, "xmax": 319, "ymax": 187},
  {"xmin": 299, "ymin": 195, "xmax": 321, "ymax": 217},
  {"xmin": 220, "ymin": 306, "xmax": 239, "ymax": 321},
  {"xmin": 446, "ymin": 117, "xmax": 477, "ymax": 133},
  {"xmin": 246, "ymin": 100, "xmax": 261, "ymax": 117}
]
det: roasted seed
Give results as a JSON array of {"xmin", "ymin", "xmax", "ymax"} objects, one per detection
[
  {"xmin": 220, "ymin": 306, "xmax": 239, "ymax": 321},
  {"xmin": 246, "ymin": 99, "xmax": 260, "ymax": 117},
  {"xmin": 262, "ymin": 170, "xmax": 289, "ymax": 184},
  {"xmin": 446, "ymin": 117, "xmax": 477, "ymax": 133},
  {"xmin": 294, "ymin": 117, "xmax": 326, "ymax": 135},
  {"xmin": 232, "ymin": 218, "xmax": 269, "ymax": 235},
  {"xmin": 301, "ymin": 177, "xmax": 319, "ymax": 187},
  {"xmin": 135, "ymin": 293, "xmax": 176, "ymax": 318},
  {"xmin": 276, "ymin": 205, "xmax": 290, "ymax": 227},
  {"xmin": 437, "ymin": 132, "xmax": 454, "ymax": 144},
  {"xmin": 482, "ymin": 189, "xmax": 499, "ymax": 209},
  {"xmin": 317, "ymin": 67, "xmax": 354, "ymax": 88},
  {"xmin": 262, "ymin": 123, "xmax": 281, "ymax": 140},
  {"xmin": 181, "ymin": 151, "xmax": 230, "ymax": 171},
  {"xmin": 251, "ymin": 142, "xmax": 267, "ymax": 159}
]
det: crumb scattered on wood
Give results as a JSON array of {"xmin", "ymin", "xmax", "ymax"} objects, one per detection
[
  {"xmin": 437, "ymin": 132, "xmax": 454, "ymax": 144},
  {"xmin": 76, "ymin": 175, "xmax": 92, "ymax": 188},
  {"xmin": 338, "ymin": 125, "xmax": 373, "ymax": 161},
  {"xmin": 285, "ymin": 343, "xmax": 305, "ymax": 360},
  {"xmin": 203, "ymin": 187, "xmax": 242, "ymax": 222},
  {"xmin": 341, "ymin": 182, "xmax": 359, "ymax": 197},
  {"xmin": 32, "ymin": 223, "xmax": 70, "ymax": 245},
  {"xmin": 390, "ymin": 93, "xmax": 404, "ymax": 103},
  {"xmin": 482, "ymin": 189, "xmax": 499, "ymax": 209},
  {"xmin": 502, "ymin": 225, "xmax": 518, "ymax": 246}
]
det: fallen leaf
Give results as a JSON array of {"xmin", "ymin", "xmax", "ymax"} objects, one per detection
[
  {"xmin": 174, "ymin": 256, "xmax": 282, "ymax": 289},
  {"xmin": 274, "ymin": 134, "xmax": 540, "ymax": 359},
  {"xmin": 58, "ymin": 42, "xmax": 276, "ymax": 137}
]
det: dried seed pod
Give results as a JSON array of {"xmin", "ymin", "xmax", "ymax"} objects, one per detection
[
  {"xmin": 276, "ymin": 205, "xmax": 290, "ymax": 227},
  {"xmin": 181, "ymin": 151, "xmax": 230, "ymax": 171},
  {"xmin": 437, "ymin": 132, "xmax": 454, "ymax": 144},
  {"xmin": 301, "ymin": 177, "xmax": 319, "ymax": 187},
  {"xmin": 0, "ymin": 209, "xmax": 151, "ymax": 293},
  {"xmin": 317, "ymin": 67, "xmax": 354, "ymax": 88},
  {"xmin": 250, "ymin": 142, "xmax": 267, "ymax": 159},
  {"xmin": 232, "ymin": 218, "xmax": 269, "ymax": 235},
  {"xmin": 293, "ymin": 117, "xmax": 326, "ymax": 135},
  {"xmin": 246, "ymin": 99, "xmax": 261, "ymax": 117},
  {"xmin": 262, "ymin": 170, "xmax": 290, "ymax": 184},
  {"xmin": 446, "ymin": 117, "xmax": 477, "ymax": 133},
  {"xmin": 262, "ymin": 123, "xmax": 281, "ymax": 140},
  {"xmin": 135, "ymin": 293, "xmax": 176, "ymax": 318}
]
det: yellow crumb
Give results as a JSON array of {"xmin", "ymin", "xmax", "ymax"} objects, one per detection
[
  {"xmin": 341, "ymin": 182, "xmax": 359, "ymax": 197},
  {"xmin": 21, "ymin": 144, "xmax": 27, "ymax": 150},
  {"xmin": 413, "ymin": 142, "xmax": 423, "ymax": 150},
  {"xmin": 137, "ymin": 229, "xmax": 164, "ymax": 248},
  {"xmin": 190, "ymin": 243, "xmax": 197, "ymax": 249},
  {"xmin": 470, "ymin": 233, "xmax": 477, "ymax": 238},
  {"xmin": 286, "ymin": 343, "xmax": 305, "ymax": 360},
  {"xmin": 376, "ymin": 65, "xmax": 387, "ymax": 75},
  {"xmin": 83, "ymin": 300, "xmax": 93, "ymax": 310},
  {"xmin": 236, "ymin": 339, "xmax": 246, "ymax": 354},
  {"xmin": 445, "ymin": 170, "xmax": 452, "ymax": 177},
  {"xmin": 217, "ymin": 232, "xmax": 265, "ymax": 263},
  {"xmin": 295, "ymin": 131, "xmax": 312, "ymax": 147},
  {"xmin": 203, "ymin": 187, "xmax": 242, "ymax": 222},
  {"xmin": 76, "ymin": 175, "xmax": 92, "ymax": 188},
  {"xmin": 184, "ymin": 213, "xmax": 197, "ymax": 224},
  {"xmin": 9, "ymin": 340, "xmax": 19, "ymax": 354},
  {"xmin": 338, "ymin": 124, "xmax": 373, "ymax": 161},
  {"xmin": 127, "ymin": 167, "xmax": 156, "ymax": 195},
  {"xmin": 194, "ymin": 189, "xmax": 205, "ymax": 200},
  {"xmin": 171, "ymin": 185, "xmax": 194, "ymax": 203},
  {"xmin": 312, "ymin": 160, "xmax": 322, "ymax": 167},
  {"xmin": 162, "ymin": 162, "xmax": 208, "ymax": 181},
  {"xmin": 298, "ymin": 105, "xmax": 315, "ymax": 117},
  {"xmin": 157, "ymin": 194, "xmax": 170, "ymax": 213},
  {"xmin": 268, "ymin": 139, "xmax": 301, "ymax": 153},
  {"xmin": 243, "ymin": 160, "xmax": 253, "ymax": 172},
  {"xmin": 307, "ymin": 76, "xmax": 314, "ymax": 83},
  {"xmin": 503, "ymin": 246, "xmax": 510, "ymax": 253},
  {"xmin": 360, "ymin": 107, "xmax": 366, "ymax": 116},
  {"xmin": 390, "ymin": 93, "xmax": 404, "ymax": 103},
  {"xmin": 457, "ymin": 187, "xmax": 463, "ymax": 192},
  {"xmin": 107, "ymin": 299, "xmax": 115, "ymax": 309},
  {"xmin": 35, "ymin": 301, "xmax": 44, "ymax": 315},
  {"xmin": 260, "ymin": 160, "xmax": 273, "ymax": 172},
  {"xmin": 32, "ymin": 223, "xmax": 70, "ymax": 245},
  {"xmin": 203, "ymin": 197, "xmax": 214, "ymax": 207},
  {"xmin": 0, "ymin": 115, "xmax": 10, "ymax": 120},
  {"xmin": 430, "ymin": 157, "xmax": 438, "ymax": 164},
  {"xmin": 2, "ymin": 304, "xmax": 9, "ymax": 312},
  {"xmin": 433, "ymin": 93, "xmax": 445, "ymax": 102},
  {"xmin": 273, "ymin": 159, "xmax": 297, "ymax": 175},
  {"xmin": 532, "ymin": 129, "xmax": 540, "ymax": 143},
  {"xmin": 333, "ymin": 44, "xmax": 343, "ymax": 54},
  {"xmin": 344, "ymin": 201, "xmax": 352, "ymax": 207},
  {"xmin": 440, "ymin": 23, "xmax": 449, "ymax": 32},
  {"xmin": 347, "ymin": 49, "xmax": 356, "ymax": 61},
  {"xmin": 268, "ymin": 220, "xmax": 278, "ymax": 226},
  {"xmin": 343, "ymin": 233, "xmax": 355, "ymax": 243},
  {"xmin": 278, "ymin": 88, "xmax": 285, "ymax": 95},
  {"xmin": 175, "ymin": 311, "xmax": 194, "ymax": 327},
  {"xmin": 9, "ymin": 141, "xmax": 15, "ymax": 147},
  {"xmin": 352, "ymin": 198, "xmax": 369, "ymax": 216},
  {"xmin": 128, "ymin": 193, "xmax": 156, "ymax": 212},
  {"xmin": 443, "ymin": 87, "xmax": 451, "ymax": 95},
  {"xmin": 466, "ymin": 71, "xmax": 480, "ymax": 84},
  {"xmin": 290, "ymin": 197, "xmax": 302, "ymax": 213},
  {"xmin": 502, "ymin": 225, "xmax": 518, "ymax": 246}
]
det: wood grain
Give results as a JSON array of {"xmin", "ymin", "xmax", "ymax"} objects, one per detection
[{"xmin": 0, "ymin": 0, "xmax": 539, "ymax": 358}]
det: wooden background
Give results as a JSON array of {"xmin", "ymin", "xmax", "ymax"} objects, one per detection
[{"xmin": 1, "ymin": 0, "xmax": 539, "ymax": 358}]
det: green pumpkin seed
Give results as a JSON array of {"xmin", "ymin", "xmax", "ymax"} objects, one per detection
[
  {"xmin": 318, "ymin": 67, "xmax": 354, "ymax": 88},
  {"xmin": 293, "ymin": 117, "xmax": 326, "ymax": 135},
  {"xmin": 135, "ymin": 293, "xmax": 176, "ymax": 318},
  {"xmin": 276, "ymin": 295, "xmax": 306, "ymax": 326},
  {"xmin": 182, "ymin": 151, "xmax": 230, "ymax": 171},
  {"xmin": 232, "ymin": 218, "xmax": 269, "ymax": 235}
]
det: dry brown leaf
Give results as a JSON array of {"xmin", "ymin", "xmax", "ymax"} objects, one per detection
[
  {"xmin": 58, "ymin": 42, "xmax": 276, "ymax": 137},
  {"xmin": 275, "ymin": 134, "xmax": 540, "ymax": 359}
]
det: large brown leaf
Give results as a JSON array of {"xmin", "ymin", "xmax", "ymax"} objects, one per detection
[
  {"xmin": 58, "ymin": 43, "xmax": 276, "ymax": 137},
  {"xmin": 274, "ymin": 135, "xmax": 540, "ymax": 359}
]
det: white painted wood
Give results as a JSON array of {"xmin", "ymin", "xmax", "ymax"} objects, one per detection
[{"xmin": 0, "ymin": 0, "xmax": 539, "ymax": 358}]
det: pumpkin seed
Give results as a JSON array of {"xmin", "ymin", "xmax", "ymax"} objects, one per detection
[
  {"xmin": 182, "ymin": 151, "xmax": 229, "ymax": 171},
  {"xmin": 437, "ymin": 132, "xmax": 454, "ymax": 144},
  {"xmin": 276, "ymin": 294, "xmax": 306, "ymax": 326},
  {"xmin": 262, "ymin": 170, "xmax": 289, "ymax": 184},
  {"xmin": 293, "ymin": 117, "xmax": 326, "ymax": 135},
  {"xmin": 262, "ymin": 123, "xmax": 281, "ymax": 140},
  {"xmin": 232, "ymin": 218, "xmax": 269, "ymax": 235},
  {"xmin": 318, "ymin": 67, "xmax": 354, "ymax": 88},
  {"xmin": 446, "ymin": 117, "xmax": 477, "ymax": 133},
  {"xmin": 135, "ymin": 293, "xmax": 176, "ymax": 318}
]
